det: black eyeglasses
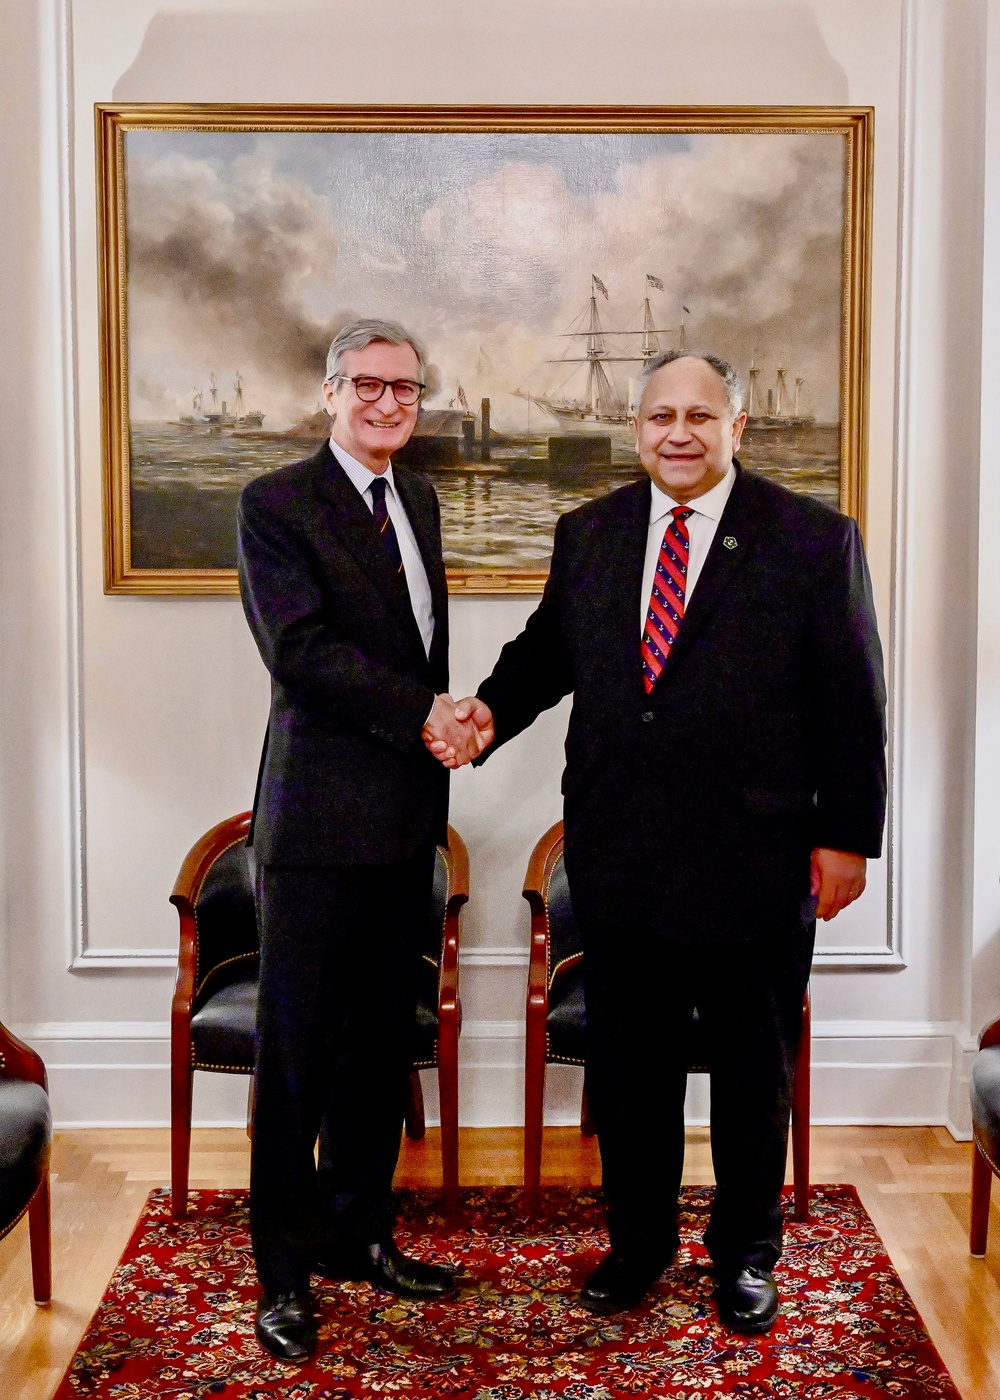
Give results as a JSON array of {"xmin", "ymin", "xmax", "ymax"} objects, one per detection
[{"xmin": 330, "ymin": 375, "xmax": 425, "ymax": 406}]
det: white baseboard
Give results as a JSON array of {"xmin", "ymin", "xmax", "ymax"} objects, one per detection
[{"xmin": 15, "ymin": 1018, "xmax": 968, "ymax": 1134}]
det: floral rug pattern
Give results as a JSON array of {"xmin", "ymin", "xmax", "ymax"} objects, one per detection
[{"xmin": 54, "ymin": 1185, "xmax": 960, "ymax": 1399}]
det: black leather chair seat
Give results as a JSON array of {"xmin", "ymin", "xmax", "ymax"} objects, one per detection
[
  {"xmin": 972, "ymin": 1044, "xmax": 1000, "ymax": 1168},
  {"xmin": 0, "ymin": 1079, "xmax": 51, "ymax": 1232},
  {"xmin": 191, "ymin": 976, "xmax": 258, "ymax": 1070},
  {"xmin": 546, "ymin": 971, "xmax": 709, "ymax": 1070},
  {"xmin": 547, "ymin": 970, "xmax": 586, "ymax": 1064}
]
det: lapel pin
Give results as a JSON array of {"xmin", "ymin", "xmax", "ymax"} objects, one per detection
[{"xmin": 723, "ymin": 536, "xmax": 738, "ymax": 550}]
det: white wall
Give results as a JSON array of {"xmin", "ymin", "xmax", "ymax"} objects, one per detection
[{"xmin": 0, "ymin": 0, "xmax": 994, "ymax": 1134}]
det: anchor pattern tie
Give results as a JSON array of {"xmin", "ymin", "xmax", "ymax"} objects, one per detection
[
  {"xmin": 641, "ymin": 506, "xmax": 693, "ymax": 693},
  {"xmin": 369, "ymin": 476, "xmax": 405, "ymax": 577}
]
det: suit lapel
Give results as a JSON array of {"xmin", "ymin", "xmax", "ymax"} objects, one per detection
[
  {"xmin": 310, "ymin": 444, "xmax": 426, "ymax": 649},
  {"xmin": 656, "ymin": 463, "xmax": 760, "ymax": 677},
  {"xmin": 595, "ymin": 480, "xmax": 652, "ymax": 694}
]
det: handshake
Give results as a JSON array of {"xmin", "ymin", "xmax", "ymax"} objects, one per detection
[{"xmin": 422, "ymin": 694, "xmax": 495, "ymax": 769}]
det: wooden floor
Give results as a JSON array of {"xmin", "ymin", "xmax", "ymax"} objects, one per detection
[{"xmin": 1, "ymin": 1125, "xmax": 998, "ymax": 1398}]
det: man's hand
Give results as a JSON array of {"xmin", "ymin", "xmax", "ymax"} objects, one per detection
[
  {"xmin": 422, "ymin": 694, "xmax": 493, "ymax": 769},
  {"xmin": 422, "ymin": 695, "xmax": 494, "ymax": 769},
  {"xmin": 454, "ymin": 696, "xmax": 494, "ymax": 753},
  {"xmin": 810, "ymin": 848, "xmax": 867, "ymax": 921}
]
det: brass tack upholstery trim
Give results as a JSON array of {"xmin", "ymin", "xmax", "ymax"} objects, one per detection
[
  {"xmin": 192, "ymin": 1059, "xmax": 255, "ymax": 1074},
  {"xmin": 974, "ymin": 1127, "xmax": 1000, "ymax": 1177},
  {"xmin": 0, "ymin": 1176, "xmax": 45, "ymax": 1244},
  {"xmin": 0, "ymin": 1201, "xmax": 31, "ymax": 1244},
  {"xmin": 194, "ymin": 950, "xmax": 259, "ymax": 1001}
]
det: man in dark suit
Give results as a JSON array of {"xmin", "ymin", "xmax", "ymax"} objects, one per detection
[
  {"xmin": 439, "ymin": 350, "xmax": 886, "ymax": 1332},
  {"xmin": 237, "ymin": 319, "xmax": 482, "ymax": 1361}
]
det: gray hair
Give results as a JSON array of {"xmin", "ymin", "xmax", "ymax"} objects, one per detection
[
  {"xmin": 324, "ymin": 318, "xmax": 427, "ymax": 383},
  {"xmin": 635, "ymin": 349, "xmax": 744, "ymax": 417}
]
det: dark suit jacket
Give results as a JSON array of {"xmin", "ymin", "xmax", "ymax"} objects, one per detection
[
  {"xmin": 237, "ymin": 442, "xmax": 450, "ymax": 866},
  {"xmin": 477, "ymin": 465, "xmax": 887, "ymax": 944}
]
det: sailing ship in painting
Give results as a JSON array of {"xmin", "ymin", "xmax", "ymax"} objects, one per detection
[
  {"xmin": 179, "ymin": 372, "xmax": 265, "ymax": 431},
  {"xmin": 746, "ymin": 354, "xmax": 815, "ymax": 427},
  {"xmin": 516, "ymin": 273, "xmax": 814, "ymax": 432},
  {"xmin": 516, "ymin": 273, "xmax": 679, "ymax": 429}
]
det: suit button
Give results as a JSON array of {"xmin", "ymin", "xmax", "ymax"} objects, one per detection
[{"xmin": 641, "ymin": 711, "xmax": 654, "ymax": 723}]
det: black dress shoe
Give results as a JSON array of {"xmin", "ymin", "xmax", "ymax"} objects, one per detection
[
  {"xmin": 716, "ymin": 1266, "xmax": 780, "ymax": 1334},
  {"xmin": 254, "ymin": 1289, "xmax": 318, "ymax": 1361},
  {"xmin": 579, "ymin": 1251, "xmax": 668, "ymax": 1315},
  {"xmin": 315, "ymin": 1239, "xmax": 455, "ymax": 1299}
]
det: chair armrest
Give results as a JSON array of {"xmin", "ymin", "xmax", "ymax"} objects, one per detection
[
  {"xmin": 0, "ymin": 1021, "xmax": 48, "ymax": 1091},
  {"xmin": 169, "ymin": 812, "xmax": 253, "ymax": 1031},
  {"xmin": 980, "ymin": 1016, "xmax": 1000, "ymax": 1051},
  {"xmin": 525, "ymin": 899, "xmax": 550, "ymax": 1023},
  {"xmin": 170, "ymin": 811, "xmax": 253, "ymax": 911},
  {"xmin": 438, "ymin": 827, "xmax": 469, "ymax": 1027},
  {"xmin": 522, "ymin": 821, "xmax": 565, "ymax": 1022}
]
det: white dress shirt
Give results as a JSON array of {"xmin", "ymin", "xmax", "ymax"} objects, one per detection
[
  {"xmin": 639, "ymin": 464, "xmax": 737, "ymax": 635},
  {"xmin": 330, "ymin": 439, "xmax": 435, "ymax": 659}
]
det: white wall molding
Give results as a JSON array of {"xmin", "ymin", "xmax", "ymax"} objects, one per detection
[
  {"xmin": 879, "ymin": 0, "xmax": 920, "ymax": 973},
  {"xmin": 39, "ymin": 0, "xmax": 91, "ymax": 973},
  {"xmin": 22, "ymin": 1016, "xmax": 967, "ymax": 1133},
  {"xmin": 71, "ymin": 948, "xmax": 177, "ymax": 970},
  {"xmin": 459, "ymin": 947, "xmax": 529, "ymax": 968}
]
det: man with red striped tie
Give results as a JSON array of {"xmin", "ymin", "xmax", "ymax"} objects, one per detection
[{"xmin": 437, "ymin": 351, "xmax": 886, "ymax": 1333}]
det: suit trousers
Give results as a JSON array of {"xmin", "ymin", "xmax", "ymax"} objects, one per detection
[
  {"xmin": 582, "ymin": 918, "xmax": 815, "ymax": 1273},
  {"xmin": 250, "ymin": 846, "xmax": 436, "ymax": 1296}
]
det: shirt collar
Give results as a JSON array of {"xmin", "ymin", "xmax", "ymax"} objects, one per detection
[
  {"xmin": 648, "ymin": 462, "xmax": 736, "ymax": 525},
  {"xmin": 329, "ymin": 437, "xmax": 397, "ymax": 498}
]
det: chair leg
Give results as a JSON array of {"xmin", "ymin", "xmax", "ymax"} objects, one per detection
[
  {"xmin": 971, "ymin": 1140, "xmax": 994, "ymax": 1257},
  {"xmin": 27, "ymin": 1172, "xmax": 51, "ymax": 1305},
  {"xmin": 405, "ymin": 1069, "xmax": 426, "ymax": 1140},
  {"xmin": 437, "ymin": 1029, "xmax": 460, "ymax": 1202},
  {"xmin": 524, "ymin": 1020, "xmax": 547, "ymax": 1214},
  {"xmin": 791, "ymin": 992, "xmax": 811, "ymax": 1222},
  {"xmin": 246, "ymin": 1076, "xmax": 255, "ymax": 1141},
  {"xmin": 581, "ymin": 1080, "xmax": 597, "ymax": 1137},
  {"xmin": 171, "ymin": 1047, "xmax": 194, "ymax": 1220}
]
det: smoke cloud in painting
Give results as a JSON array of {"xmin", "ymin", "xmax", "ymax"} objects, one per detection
[
  {"xmin": 127, "ymin": 154, "xmax": 354, "ymax": 423},
  {"xmin": 126, "ymin": 132, "xmax": 845, "ymax": 427}
]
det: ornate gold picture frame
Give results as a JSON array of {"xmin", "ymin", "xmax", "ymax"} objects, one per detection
[{"xmin": 97, "ymin": 104, "xmax": 872, "ymax": 596}]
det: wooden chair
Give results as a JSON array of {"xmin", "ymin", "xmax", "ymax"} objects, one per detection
[
  {"xmin": 969, "ymin": 1014, "xmax": 1000, "ymax": 1255},
  {"xmin": 169, "ymin": 812, "xmax": 468, "ymax": 1219},
  {"xmin": 522, "ymin": 819, "xmax": 812, "ymax": 1219},
  {"xmin": 0, "ymin": 1020, "xmax": 52, "ymax": 1302}
]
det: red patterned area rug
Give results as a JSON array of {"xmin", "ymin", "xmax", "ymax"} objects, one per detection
[{"xmin": 53, "ymin": 1185, "xmax": 960, "ymax": 1399}]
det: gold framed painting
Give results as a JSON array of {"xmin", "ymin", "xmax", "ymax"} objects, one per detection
[{"xmin": 96, "ymin": 104, "xmax": 872, "ymax": 596}]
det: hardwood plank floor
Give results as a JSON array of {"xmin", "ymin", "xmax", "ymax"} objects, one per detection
[{"xmin": 0, "ymin": 1126, "xmax": 997, "ymax": 1398}]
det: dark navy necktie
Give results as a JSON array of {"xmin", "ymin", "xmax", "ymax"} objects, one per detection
[
  {"xmin": 369, "ymin": 476, "xmax": 405, "ymax": 578},
  {"xmin": 641, "ymin": 506, "xmax": 693, "ymax": 693}
]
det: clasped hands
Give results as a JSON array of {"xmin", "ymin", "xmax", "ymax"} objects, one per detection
[{"xmin": 422, "ymin": 694, "xmax": 495, "ymax": 769}]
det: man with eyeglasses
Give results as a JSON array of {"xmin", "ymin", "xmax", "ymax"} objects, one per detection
[{"xmin": 237, "ymin": 319, "xmax": 484, "ymax": 1361}]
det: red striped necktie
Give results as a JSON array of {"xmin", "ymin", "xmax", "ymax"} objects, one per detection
[{"xmin": 641, "ymin": 506, "xmax": 693, "ymax": 693}]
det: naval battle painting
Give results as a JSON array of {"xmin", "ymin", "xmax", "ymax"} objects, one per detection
[{"xmin": 96, "ymin": 105, "xmax": 872, "ymax": 595}]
